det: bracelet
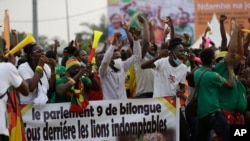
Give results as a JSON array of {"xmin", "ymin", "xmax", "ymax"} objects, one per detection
[
  {"xmin": 36, "ymin": 65, "xmax": 43, "ymax": 72},
  {"xmin": 68, "ymin": 78, "xmax": 76, "ymax": 85},
  {"xmin": 35, "ymin": 69, "xmax": 43, "ymax": 74}
]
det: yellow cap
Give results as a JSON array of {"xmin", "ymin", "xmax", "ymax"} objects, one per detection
[{"xmin": 215, "ymin": 51, "xmax": 227, "ymax": 60}]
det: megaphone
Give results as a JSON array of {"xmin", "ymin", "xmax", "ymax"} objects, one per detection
[
  {"xmin": 88, "ymin": 30, "xmax": 103, "ymax": 63},
  {"xmin": 5, "ymin": 33, "xmax": 35, "ymax": 57}
]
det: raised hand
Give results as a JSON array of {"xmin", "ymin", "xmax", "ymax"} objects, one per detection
[
  {"xmin": 121, "ymin": 21, "xmax": 129, "ymax": 30},
  {"xmin": 219, "ymin": 14, "xmax": 227, "ymax": 23},
  {"xmin": 47, "ymin": 58, "xmax": 57, "ymax": 69},
  {"xmin": 38, "ymin": 56, "xmax": 49, "ymax": 67},
  {"xmin": 158, "ymin": 49, "xmax": 169, "ymax": 58},
  {"xmin": 112, "ymin": 32, "xmax": 121, "ymax": 45},
  {"xmin": 11, "ymin": 29, "xmax": 18, "ymax": 35},
  {"xmin": 138, "ymin": 14, "xmax": 145, "ymax": 24}
]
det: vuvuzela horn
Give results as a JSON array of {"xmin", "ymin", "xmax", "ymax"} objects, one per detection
[
  {"xmin": 88, "ymin": 30, "xmax": 103, "ymax": 63},
  {"xmin": 5, "ymin": 33, "xmax": 36, "ymax": 57},
  {"xmin": 241, "ymin": 29, "xmax": 250, "ymax": 34}
]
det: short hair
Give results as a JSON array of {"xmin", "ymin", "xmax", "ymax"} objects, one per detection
[
  {"xmin": 168, "ymin": 38, "xmax": 183, "ymax": 51},
  {"xmin": 23, "ymin": 43, "xmax": 37, "ymax": 54},
  {"xmin": 63, "ymin": 46, "xmax": 77, "ymax": 55},
  {"xmin": 199, "ymin": 48, "xmax": 214, "ymax": 65},
  {"xmin": 46, "ymin": 50, "xmax": 57, "ymax": 60}
]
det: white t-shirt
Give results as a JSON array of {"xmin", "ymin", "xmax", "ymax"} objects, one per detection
[
  {"xmin": 153, "ymin": 57, "xmax": 187, "ymax": 97},
  {"xmin": 134, "ymin": 54, "xmax": 154, "ymax": 96},
  {"xmin": 0, "ymin": 63, "xmax": 23, "ymax": 136},
  {"xmin": 18, "ymin": 62, "xmax": 51, "ymax": 104}
]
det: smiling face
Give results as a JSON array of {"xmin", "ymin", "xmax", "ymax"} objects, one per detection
[
  {"xmin": 111, "ymin": 14, "xmax": 122, "ymax": 29},
  {"xmin": 172, "ymin": 44, "xmax": 185, "ymax": 60}
]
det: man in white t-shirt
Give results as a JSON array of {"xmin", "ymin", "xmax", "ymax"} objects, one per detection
[
  {"xmin": 0, "ymin": 55, "xmax": 29, "ymax": 141},
  {"xmin": 141, "ymin": 38, "xmax": 187, "ymax": 97}
]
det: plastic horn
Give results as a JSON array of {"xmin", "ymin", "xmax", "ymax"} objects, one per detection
[
  {"xmin": 92, "ymin": 30, "xmax": 103, "ymax": 49},
  {"xmin": 205, "ymin": 37, "xmax": 211, "ymax": 48},
  {"xmin": 5, "ymin": 33, "xmax": 35, "ymax": 57},
  {"xmin": 241, "ymin": 29, "xmax": 250, "ymax": 34},
  {"xmin": 194, "ymin": 57, "xmax": 202, "ymax": 64},
  {"xmin": 3, "ymin": 10, "xmax": 10, "ymax": 53},
  {"xmin": 88, "ymin": 30, "xmax": 103, "ymax": 63}
]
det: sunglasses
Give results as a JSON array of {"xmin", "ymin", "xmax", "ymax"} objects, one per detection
[{"xmin": 32, "ymin": 49, "xmax": 45, "ymax": 54}]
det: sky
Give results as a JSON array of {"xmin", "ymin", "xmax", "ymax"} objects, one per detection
[{"xmin": 0, "ymin": 0, "xmax": 108, "ymax": 43}]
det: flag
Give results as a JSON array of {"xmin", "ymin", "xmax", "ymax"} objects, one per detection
[{"xmin": 7, "ymin": 86, "xmax": 26, "ymax": 141}]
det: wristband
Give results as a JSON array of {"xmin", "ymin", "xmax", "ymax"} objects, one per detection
[
  {"xmin": 36, "ymin": 65, "xmax": 43, "ymax": 72},
  {"xmin": 35, "ymin": 69, "xmax": 43, "ymax": 74},
  {"xmin": 68, "ymin": 78, "xmax": 76, "ymax": 85}
]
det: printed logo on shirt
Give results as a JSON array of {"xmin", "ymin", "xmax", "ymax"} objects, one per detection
[{"xmin": 168, "ymin": 74, "xmax": 175, "ymax": 83}]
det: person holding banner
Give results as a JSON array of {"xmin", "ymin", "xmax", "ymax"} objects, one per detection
[
  {"xmin": 99, "ymin": 31, "xmax": 141, "ymax": 100},
  {"xmin": 0, "ymin": 53, "xmax": 29, "ymax": 141}
]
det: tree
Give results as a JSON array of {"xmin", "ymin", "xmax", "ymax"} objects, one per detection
[{"xmin": 76, "ymin": 14, "xmax": 108, "ymax": 53}]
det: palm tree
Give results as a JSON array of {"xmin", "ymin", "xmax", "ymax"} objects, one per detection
[{"xmin": 76, "ymin": 14, "xmax": 108, "ymax": 53}]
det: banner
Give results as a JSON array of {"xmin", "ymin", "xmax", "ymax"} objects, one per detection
[
  {"xmin": 21, "ymin": 97, "xmax": 177, "ymax": 141},
  {"xmin": 8, "ymin": 87, "xmax": 26, "ymax": 141},
  {"xmin": 195, "ymin": 0, "xmax": 250, "ymax": 41},
  {"xmin": 107, "ymin": 0, "xmax": 195, "ymax": 46}
]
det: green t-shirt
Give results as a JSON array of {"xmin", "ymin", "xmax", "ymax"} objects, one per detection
[
  {"xmin": 51, "ymin": 76, "xmax": 91, "ymax": 103},
  {"xmin": 213, "ymin": 62, "xmax": 239, "ymax": 111},
  {"xmin": 194, "ymin": 66, "xmax": 226, "ymax": 118}
]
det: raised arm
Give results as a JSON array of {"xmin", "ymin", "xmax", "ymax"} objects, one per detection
[
  {"xmin": 243, "ymin": 18, "xmax": 250, "ymax": 57},
  {"xmin": 223, "ymin": 54, "xmax": 235, "ymax": 89},
  {"xmin": 11, "ymin": 29, "xmax": 19, "ymax": 46},
  {"xmin": 123, "ymin": 32, "xmax": 142, "ymax": 71},
  {"xmin": 141, "ymin": 49, "xmax": 168, "ymax": 69},
  {"xmin": 98, "ymin": 33, "xmax": 120, "ymax": 76},
  {"xmin": 121, "ymin": 21, "xmax": 133, "ymax": 47},
  {"xmin": 138, "ymin": 14, "xmax": 150, "ymax": 59},
  {"xmin": 219, "ymin": 15, "xmax": 228, "ymax": 51},
  {"xmin": 227, "ymin": 24, "xmax": 244, "ymax": 66}
]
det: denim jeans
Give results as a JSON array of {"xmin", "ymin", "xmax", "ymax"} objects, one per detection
[
  {"xmin": 198, "ymin": 111, "xmax": 229, "ymax": 141},
  {"xmin": 185, "ymin": 103, "xmax": 199, "ymax": 141},
  {"xmin": 0, "ymin": 135, "xmax": 9, "ymax": 141}
]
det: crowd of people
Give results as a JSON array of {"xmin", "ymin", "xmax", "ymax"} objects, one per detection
[{"xmin": 1, "ymin": 11, "xmax": 250, "ymax": 141}]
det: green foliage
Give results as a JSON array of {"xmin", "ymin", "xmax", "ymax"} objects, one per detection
[{"xmin": 76, "ymin": 14, "xmax": 108, "ymax": 53}]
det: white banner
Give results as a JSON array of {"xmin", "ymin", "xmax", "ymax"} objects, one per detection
[{"xmin": 21, "ymin": 97, "xmax": 176, "ymax": 141}]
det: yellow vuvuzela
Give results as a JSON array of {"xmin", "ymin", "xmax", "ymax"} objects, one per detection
[{"xmin": 5, "ymin": 33, "xmax": 35, "ymax": 57}]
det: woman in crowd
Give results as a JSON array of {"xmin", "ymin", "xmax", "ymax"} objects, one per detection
[{"xmin": 18, "ymin": 43, "xmax": 56, "ymax": 107}]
